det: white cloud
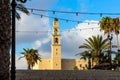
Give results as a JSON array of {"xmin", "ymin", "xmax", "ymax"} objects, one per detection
[
  {"xmin": 33, "ymin": 40, "xmax": 42, "ymax": 49},
  {"xmin": 16, "ymin": 13, "xmax": 51, "ymax": 69},
  {"xmin": 16, "ymin": 13, "xmax": 50, "ymax": 45},
  {"xmin": 16, "ymin": 19, "xmax": 120, "ymax": 69},
  {"xmin": 61, "ymin": 20, "xmax": 102, "ymax": 58},
  {"xmin": 16, "ymin": 56, "xmax": 27, "ymax": 69}
]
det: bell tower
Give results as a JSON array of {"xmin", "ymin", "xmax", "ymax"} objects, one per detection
[{"xmin": 51, "ymin": 18, "xmax": 61, "ymax": 70}]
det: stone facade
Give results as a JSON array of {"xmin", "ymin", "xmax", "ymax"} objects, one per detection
[
  {"xmin": 33, "ymin": 58, "xmax": 88, "ymax": 70},
  {"xmin": 33, "ymin": 18, "xmax": 89, "ymax": 70}
]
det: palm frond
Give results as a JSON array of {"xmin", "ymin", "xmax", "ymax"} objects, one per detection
[
  {"xmin": 18, "ymin": 56, "xmax": 25, "ymax": 60},
  {"xmin": 16, "ymin": 4, "xmax": 29, "ymax": 15}
]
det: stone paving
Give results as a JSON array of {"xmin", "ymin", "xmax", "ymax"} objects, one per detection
[{"xmin": 16, "ymin": 70, "xmax": 120, "ymax": 80}]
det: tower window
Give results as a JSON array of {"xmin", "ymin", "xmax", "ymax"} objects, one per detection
[
  {"xmin": 56, "ymin": 49, "xmax": 58, "ymax": 51},
  {"xmin": 54, "ymin": 38, "xmax": 58, "ymax": 44},
  {"xmin": 85, "ymin": 64, "xmax": 87, "ymax": 67},
  {"xmin": 80, "ymin": 64, "xmax": 82, "ymax": 67}
]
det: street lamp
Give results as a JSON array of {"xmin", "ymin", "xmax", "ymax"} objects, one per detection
[
  {"xmin": 11, "ymin": 0, "xmax": 27, "ymax": 80},
  {"xmin": 107, "ymin": 34, "xmax": 113, "ymax": 68}
]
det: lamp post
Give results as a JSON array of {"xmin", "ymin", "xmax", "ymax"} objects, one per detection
[
  {"xmin": 11, "ymin": 0, "xmax": 27, "ymax": 80},
  {"xmin": 108, "ymin": 34, "xmax": 113, "ymax": 69}
]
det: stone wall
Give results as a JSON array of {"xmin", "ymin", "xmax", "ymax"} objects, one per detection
[
  {"xmin": 33, "ymin": 59, "xmax": 52, "ymax": 70},
  {"xmin": 16, "ymin": 70, "xmax": 120, "ymax": 80}
]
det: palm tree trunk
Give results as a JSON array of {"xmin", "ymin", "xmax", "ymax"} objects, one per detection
[
  {"xmin": 28, "ymin": 65, "xmax": 31, "ymax": 70},
  {"xmin": 88, "ymin": 58, "xmax": 91, "ymax": 69},
  {"xmin": 0, "ymin": 0, "xmax": 11, "ymax": 80}
]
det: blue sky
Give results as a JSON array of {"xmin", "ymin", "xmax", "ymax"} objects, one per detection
[{"xmin": 16, "ymin": 0, "xmax": 120, "ymax": 69}]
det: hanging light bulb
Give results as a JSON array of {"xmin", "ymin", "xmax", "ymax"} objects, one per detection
[
  {"xmin": 100, "ymin": 13, "xmax": 102, "ymax": 17},
  {"xmin": 53, "ymin": 11, "xmax": 55, "ymax": 14},
  {"xmin": 88, "ymin": 22, "xmax": 90, "ymax": 25},
  {"xmin": 98, "ymin": 22, "xmax": 100, "ymax": 25},
  {"xmin": 41, "ymin": 15, "xmax": 43, "ymax": 18},
  {"xmin": 92, "ymin": 28, "xmax": 93, "ymax": 30},
  {"xmin": 76, "ymin": 12, "xmax": 78, "ymax": 16},
  {"xmin": 31, "ymin": 9, "xmax": 33, "ymax": 13},
  {"xmin": 66, "ymin": 20, "xmax": 68, "ymax": 22}
]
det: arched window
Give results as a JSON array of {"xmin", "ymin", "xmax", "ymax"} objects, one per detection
[{"xmin": 54, "ymin": 38, "xmax": 58, "ymax": 44}]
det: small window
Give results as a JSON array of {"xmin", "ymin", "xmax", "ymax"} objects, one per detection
[
  {"xmin": 56, "ymin": 64, "xmax": 57, "ymax": 66},
  {"xmin": 80, "ymin": 64, "xmax": 82, "ymax": 67},
  {"xmin": 85, "ymin": 64, "xmax": 87, "ymax": 67},
  {"xmin": 56, "ymin": 52, "xmax": 57, "ymax": 55},
  {"xmin": 56, "ymin": 49, "xmax": 58, "ymax": 51}
]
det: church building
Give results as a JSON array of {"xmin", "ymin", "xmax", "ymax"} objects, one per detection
[{"xmin": 33, "ymin": 18, "xmax": 88, "ymax": 70}]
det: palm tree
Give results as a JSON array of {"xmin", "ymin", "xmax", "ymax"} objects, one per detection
[
  {"xmin": 112, "ymin": 18, "xmax": 120, "ymax": 48},
  {"xmin": 19, "ymin": 48, "xmax": 41, "ymax": 70},
  {"xmin": 78, "ymin": 35, "xmax": 108, "ymax": 64},
  {"xmin": 16, "ymin": 1, "xmax": 29, "ymax": 20},
  {"xmin": 0, "ymin": 0, "xmax": 11, "ymax": 80},
  {"xmin": 100, "ymin": 17, "xmax": 120, "ymax": 49},
  {"xmin": 0, "ymin": 0, "xmax": 29, "ymax": 79},
  {"xmin": 100, "ymin": 16, "xmax": 112, "ymax": 35},
  {"xmin": 76, "ymin": 51, "xmax": 93, "ymax": 69}
]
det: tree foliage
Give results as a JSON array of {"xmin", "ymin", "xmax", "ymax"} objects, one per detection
[
  {"xmin": 19, "ymin": 48, "xmax": 41, "ymax": 70},
  {"xmin": 78, "ymin": 35, "xmax": 108, "ymax": 64}
]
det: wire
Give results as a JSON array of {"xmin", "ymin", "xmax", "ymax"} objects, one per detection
[
  {"xmin": 27, "ymin": 8, "xmax": 120, "ymax": 16},
  {"xmin": 16, "ymin": 27, "xmax": 100, "ymax": 33},
  {"xmin": 32, "ymin": 12, "xmax": 100, "ymax": 24}
]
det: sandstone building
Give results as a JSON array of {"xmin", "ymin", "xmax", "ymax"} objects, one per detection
[{"xmin": 33, "ymin": 18, "xmax": 88, "ymax": 70}]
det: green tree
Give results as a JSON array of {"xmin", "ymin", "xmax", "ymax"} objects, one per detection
[
  {"xmin": 100, "ymin": 17, "xmax": 112, "ymax": 35},
  {"xmin": 100, "ymin": 17, "xmax": 120, "ymax": 49},
  {"xmin": 0, "ymin": 0, "xmax": 11, "ymax": 79},
  {"xmin": 78, "ymin": 35, "xmax": 108, "ymax": 64},
  {"xmin": 0, "ymin": 0, "xmax": 29, "ymax": 79},
  {"xmin": 19, "ymin": 48, "xmax": 41, "ymax": 70},
  {"xmin": 73, "ymin": 66, "xmax": 79, "ymax": 70},
  {"xmin": 111, "ymin": 18, "xmax": 120, "ymax": 48}
]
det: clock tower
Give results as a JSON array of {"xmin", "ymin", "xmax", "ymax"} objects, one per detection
[{"xmin": 51, "ymin": 18, "xmax": 61, "ymax": 70}]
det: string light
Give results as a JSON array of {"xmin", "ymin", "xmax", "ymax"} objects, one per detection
[
  {"xmin": 16, "ymin": 27, "xmax": 100, "ymax": 33},
  {"xmin": 16, "ymin": 8, "xmax": 120, "ymax": 34},
  {"xmin": 27, "ymin": 8, "xmax": 120, "ymax": 16},
  {"xmin": 41, "ymin": 15, "xmax": 43, "ymax": 18},
  {"xmin": 53, "ymin": 11, "xmax": 55, "ymax": 14},
  {"xmin": 76, "ymin": 12, "xmax": 78, "ymax": 16},
  {"xmin": 31, "ymin": 9, "xmax": 33, "ymax": 13},
  {"xmin": 100, "ymin": 13, "xmax": 102, "ymax": 17},
  {"xmin": 32, "ymin": 12, "xmax": 100, "ymax": 24}
]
